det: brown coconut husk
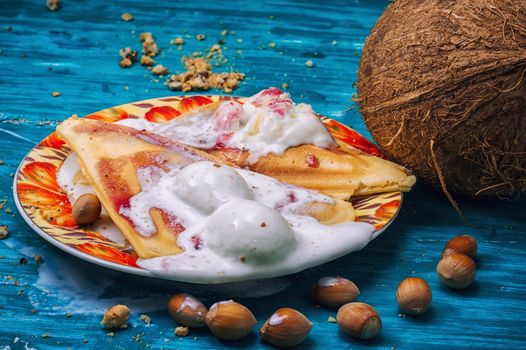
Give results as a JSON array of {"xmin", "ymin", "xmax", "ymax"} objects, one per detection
[{"xmin": 357, "ymin": 0, "xmax": 526, "ymax": 202}]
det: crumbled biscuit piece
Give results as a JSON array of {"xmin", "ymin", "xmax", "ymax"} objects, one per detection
[
  {"xmin": 331, "ymin": 40, "xmax": 338, "ymax": 46},
  {"xmin": 220, "ymin": 30, "xmax": 228, "ymax": 36},
  {"xmin": 172, "ymin": 37, "xmax": 184, "ymax": 45},
  {"xmin": 217, "ymin": 39, "xmax": 225, "ymax": 45},
  {"xmin": 196, "ymin": 34, "xmax": 206, "ymax": 41},
  {"xmin": 121, "ymin": 12, "xmax": 134, "ymax": 22},
  {"xmin": 119, "ymin": 58, "xmax": 133, "ymax": 68},
  {"xmin": 19, "ymin": 257, "xmax": 27, "ymax": 265},
  {"xmin": 281, "ymin": 82, "xmax": 289, "ymax": 89},
  {"xmin": 0, "ymin": 225, "xmax": 8, "ymax": 239},
  {"xmin": 107, "ymin": 332, "xmax": 115, "ymax": 337},
  {"xmin": 140, "ymin": 55, "xmax": 154, "ymax": 66},
  {"xmin": 305, "ymin": 59, "xmax": 314, "ymax": 68},
  {"xmin": 141, "ymin": 33, "xmax": 158, "ymax": 57},
  {"xmin": 175, "ymin": 326, "xmax": 189, "ymax": 337},
  {"xmin": 119, "ymin": 47, "xmax": 137, "ymax": 62},
  {"xmin": 139, "ymin": 314, "xmax": 152, "ymax": 325},
  {"xmin": 268, "ymin": 42, "xmax": 276, "ymax": 48},
  {"xmin": 327, "ymin": 316, "xmax": 337, "ymax": 323},
  {"xmin": 34, "ymin": 255, "xmax": 43, "ymax": 264},
  {"xmin": 101, "ymin": 305, "xmax": 130, "ymax": 329},
  {"xmin": 152, "ymin": 64, "xmax": 168, "ymax": 75},
  {"xmin": 210, "ymin": 44, "xmax": 221, "ymax": 52},
  {"xmin": 51, "ymin": 91, "xmax": 61, "ymax": 97},
  {"xmin": 47, "ymin": 0, "xmax": 60, "ymax": 11}
]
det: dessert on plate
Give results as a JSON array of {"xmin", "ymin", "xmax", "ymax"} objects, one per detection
[{"xmin": 50, "ymin": 88, "xmax": 415, "ymax": 282}]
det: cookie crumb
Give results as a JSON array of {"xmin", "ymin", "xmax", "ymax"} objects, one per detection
[
  {"xmin": 140, "ymin": 32, "xmax": 159, "ymax": 57},
  {"xmin": 331, "ymin": 40, "xmax": 338, "ymax": 46},
  {"xmin": 196, "ymin": 34, "xmax": 206, "ymax": 41},
  {"xmin": 121, "ymin": 12, "xmax": 134, "ymax": 22},
  {"xmin": 19, "ymin": 257, "xmax": 28, "ymax": 265},
  {"xmin": 51, "ymin": 91, "xmax": 61, "ymax": 97},
  {"xmin": 119, "ymin": 58, "xmax": 133, "ymax": 68},
  {"xmin": 66, "ymin": 313, "xmax": 72, "ymax": 318},
  {"xmin": 220, "ymin": 29, "xmax": 228, "ymax": 36},
  {"xmin": 0, "ymin": 225, "xmax": 8, "ymax": 239},
  {"xmin": 175, "ymin": 326, "xmax": 189, "ymax": 337},
  {"xmin": 107, "ymin": 332, "xmax": 115, "ymax": 337},
  {"xmin": 327, "ymin": 316, "xmax": 337, "ymax": 323},
  {"xmin": 82, "ymin": 339, "xmax": 88, "ymax": 344},
  {"xmin": 139, "ymin": 314, "xmax": 152, "ymax": 325},
  {"xmin": 268, "ymin": 42, "xmax": 276, "ymax": 48},
  {"xmin": 119, "ymin": 47, "xmax": 137, "ymax": 62},
  {"xmin": 101, "ymin": 305, "xmax": 130, "ymax": 329},
  {"xmin": 305, "ymin": 60, "xmax": 314, "ymax": 68},
  {"xmin": 140, "ymin": 55, "xmax": 154, "ymax": 66},
  {"xmin": 152, "ymin": 64, "xmax": 168, "ymax": 75},
  {"xmin": 42, "ymin": 333, "xmax": 50, "ymax": 338},
  {"xmin": 172, "ymin": 37, "xmax": 184, "ymax": 45},
  {"xmin": 34, "ymin": 255, "xmax": 43, "ymax": 264},
  {"xmin": 281, "ymin": 82, "xmax": 289, "ymax": 89},
  {"xmin": 47, "ymin": 0, "xmax": 60, "ymax": 11}
]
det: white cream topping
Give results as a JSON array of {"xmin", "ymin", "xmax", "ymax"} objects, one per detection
[{"xmin": 153, "ymin": 88, "xmax": 336, "ymax": 163}]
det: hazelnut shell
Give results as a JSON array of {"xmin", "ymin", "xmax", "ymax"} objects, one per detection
[
  {"xmin": 312, "ymin": 276, "xmax": 360, "ymax": 307},
  {"xmin": 396, "ymin": 277, "xmax": 432, "ymax": 315},
  {"xmin": 205, "ymin": 300, "xmax": 256, "ymax": 341},
  {"xmin": 260, "ymin": 308, "xmax": 313, "ymax": 348},
  {"xmin": 168, "ymin": 294, "xmax": 208, "ymax": 327},
  {"xmin": 437, "ymin": 253, "xmax": 476, "ymax": 289},
  {"xmin": 336, "ymin": 302, "xmax": 381, "ymax": 339}
]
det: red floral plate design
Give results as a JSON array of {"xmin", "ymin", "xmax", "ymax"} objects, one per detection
[{"xmin": 13, "ymin": 95, "xmax": 403, "ymax": 280}]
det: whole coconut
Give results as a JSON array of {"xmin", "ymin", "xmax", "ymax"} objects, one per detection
[{"xmin": 358, "ymin": 0, "xmax": 526, "ymax": 197}]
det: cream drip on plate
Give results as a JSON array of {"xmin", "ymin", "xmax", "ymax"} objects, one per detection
[{"xmin": 153, "ymin": 87, "xmax": 337, "ymax": 163}]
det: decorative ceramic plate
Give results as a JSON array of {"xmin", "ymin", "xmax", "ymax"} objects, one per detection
[{"xmin": 13, "ymin": 95, "xmax": 402, "ymax": 281}]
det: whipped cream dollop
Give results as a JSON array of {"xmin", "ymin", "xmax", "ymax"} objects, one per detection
[{"xmin": 154, "ymin": 88, "xmax": 337, "ymax": 162}]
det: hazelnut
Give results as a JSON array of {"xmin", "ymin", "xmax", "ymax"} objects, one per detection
[
  {"xmin": 101, "ymin": 305, "xmax": 129, "ymax": 329},
  {"xmin": 312, "ymin": 276, "xmax": 360, "ymax": 308},
  {"xmin": 442, "ymin": 235, "xmax": 477, "ymax": 258},
  {"xmin": 336, "ymin": 302, "xmax": 381, "ymax": 340},
  {"xmin": 72, "ymin": 193, "xmax": 101, "ymax": 225},
  {"xmin": 437, "ymin": 253, "xmax": 476, "ymax": 289},
  {"xmin": 205, "ymin": 300, "xmax": 256, "ymax": 341},
  {"xmin": 396, "ymin": 277, "xmax": 432, "ymax": 315},
  {"xmin": 167, "ymin": 293, "xmax": 207, "ymax": 327},
  {"xmin": 260, "ymin": 308, "xmax": 312, "ymax": 348}
]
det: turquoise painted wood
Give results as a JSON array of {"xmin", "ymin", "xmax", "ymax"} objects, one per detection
[{"xmin": 1, "ymin": 1, "xmax": 525, "ymax": 349}]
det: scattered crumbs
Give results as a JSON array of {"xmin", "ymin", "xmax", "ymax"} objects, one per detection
[
  {"xmin": 236, "ymin": 38, "xmax": 243, "ymax": 43},
  {"xmin": 166, "ymin": 56, "xmax": 244, "ymax": 93},
  {"xmin": 51, "ymin": 91, "xmax": 61, "ymax": 97},
  {"xmin": 0, "ymin": 160, "xmax": 4, "ymax": 165},
  {"xmin": 140, "ymin": 55, "xmax": 154, "ymax": 66},
  {"xmin": 121, "ymin": 12, "xmax": 134, "ymax": 22},
  {"xmin": 305, "ymin": 60, "xmax": 314, "ymax": 68},
  {"xmin": 281, "ymin": 82, "xmax": 289, "ymax": 89},
  {"xmin": 31, "ymin": 309, "xmax": 38, "ymax": 314},
  {"xmin": 66, "ymin": 313, "xmax": 73, "ymax": 318},
  {"xmin": 19, "ymin": 257, "xmax": 28, "ymax": 265},
  {"xmin": 5, "ymin": 207, "xmax": 12, "ymax": 213},
  {"xmin": 82, "ymin": 339, "xmax": 88, "ymax": 344},
  {"xmin": 101, "ymin": 305, "xmax": 130, "ymax": 329},
  {"xmin": 46, "ymin": 0, "xmax": 60, "ymax": 11},
  {"xmin": 140, "ymin": 314, "xmax": 152, "ymax": 325},
  {"xmin": 217, "ymin": 38, "xmax": 225, "ymax": 45},
  {"xmin": 163, "ymin": 338, "xmax": 170, "ymax": 343},
  {"xmin": 220, "ymin": 29, "xmax": 228, "ymax": 36},
  {"xmin": 331, "ymin": 40, "xmax": 338, "ymax": 46},
  {"xmin": 398, "ymin": 313, "xmax": 407, "ymax": 318},
  {"xmin": 42, "ymin": 333, "xmax": 50, "ymax": 338},
  {"xmin": 151, "ymin": 64, "xmax": 168, "ymax": 75},
  {"xmin": 239, "ymin": 256, "xmax": 246, "ymax": 263},
  {"xmin": 6, "ymin": 26, "xmax": 12, "ymax": 32},
  {"xmin": 196, "ymin": 33, "xmax": 206, "ymax": 41},
  {"xmin": 175, "ymin": 326, "xmax": 189, "ymax": 337},
  {"xmin": 268, "ymin": 15, "xmax": 275, "ymax": 19},
  {"xmin": 0, "ymin": 225, "xmax": 8, "ymax": 239},
  {"xmin": 268, "ymin": 42, "xmax": 276, "ymax": 48},
  {"xmin": 171, "ymin": 37, "xmax": 184, "ymax": 45},
  {"xmin": 411, "ymin": 270, "xmax": 416, "ymax": 274},
  {"xmin": 327, "ymin": 316, "xmax": 337, "ymax": 323},
  {"xmin": 107, "ymin": 332, "xmax": 115, "ymax": 337},
  {"xmin": 124, "ymin": 86, "xmax": 129, "ymax": 90},
  {"xmin": 119, "ymin": 47, "xmax": 138, "ymax": 62}
]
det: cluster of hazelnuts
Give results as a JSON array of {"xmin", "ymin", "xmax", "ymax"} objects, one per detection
[
  {"xmin": 396, "ymin": 234, "xmax": 477, "ymax": 316},
  {"xmin": 100, "ymin": 234, "xmax": 477, "ymax": 347}
]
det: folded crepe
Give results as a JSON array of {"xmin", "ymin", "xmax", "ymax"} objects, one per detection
[
  {"xmin": 153, "ymin": 89, "xmax": 416, "ymax": 200},
  {"xmin": 57, "ymin": 117, "xmax": 358, "ymax": 258}
]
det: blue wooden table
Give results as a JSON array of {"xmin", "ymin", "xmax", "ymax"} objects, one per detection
[{"xmin": 1, "ymin": 1, "xmax": 525, "ymax": 349}]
